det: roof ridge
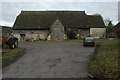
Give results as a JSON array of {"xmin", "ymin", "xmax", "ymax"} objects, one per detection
[
  {"xmin": 21, "ymin": 10, "xmax": 85, "ymax": 12},
  {"xmin": 21, "ymin": 10, "xmax": 86, "ymax": 15}
]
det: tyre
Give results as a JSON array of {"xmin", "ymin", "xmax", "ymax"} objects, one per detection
[
  {"xmin": 15, "ymin": 41, "xmax": 18, "ymax": 47},
  {"xmin": 10, "ymin": 43, "xmax": 16, "ymax": 49}
]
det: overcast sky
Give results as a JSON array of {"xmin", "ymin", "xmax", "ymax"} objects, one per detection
[{"xmin": 0, "ymin": 0, "xmax": 119, "ymax": 27}]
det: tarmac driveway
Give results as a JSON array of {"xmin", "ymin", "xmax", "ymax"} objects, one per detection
[{"xmin": 3, "ymin": 41, "xmax": 95, "ymax": 78}]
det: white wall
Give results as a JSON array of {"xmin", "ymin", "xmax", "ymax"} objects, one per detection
[{"xmin": 90, "ymin": 28, "xmax": 106, "ymax": 38}]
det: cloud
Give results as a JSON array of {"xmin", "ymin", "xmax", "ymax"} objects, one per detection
[
  {"xmin": 0, "ymin": 21, "xmax": 14, "ymax": 27},
  {"xmin": 1, "ymin": 0, "xmax": 120, "ymax": 2},
  {"xmin": 1, "ymin": 2, "xmax": 118, "ymax": 27}
]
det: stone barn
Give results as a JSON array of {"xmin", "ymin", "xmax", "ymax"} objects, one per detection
[{"xmin": 13, "ymin": 11, "xmax": 106, "ymax": 41}]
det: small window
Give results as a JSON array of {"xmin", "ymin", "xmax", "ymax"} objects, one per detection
[{"xmin": 20, "ymin": 34, "xmax": 25, "ymax": 36}]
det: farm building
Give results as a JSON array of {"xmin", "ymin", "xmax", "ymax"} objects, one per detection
[
  {"xmin": 13, "ymin": 11, "xmax": 106, "ymax": 41},
  {"xmin": 0, "ymin": 26, "xmax": 13, "ymax": 35},
  {"xmin": 114, "ymin": 22, "xmax": 120, "ymax": 38}
]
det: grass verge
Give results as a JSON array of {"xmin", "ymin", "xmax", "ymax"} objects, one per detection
[
  {"xmin": 2, "ymin": 48, "xmax": 25, "ymax": 68},
  {"xmin": 88, "ymin": 39, "xmax": 119, "ymax": 79}
]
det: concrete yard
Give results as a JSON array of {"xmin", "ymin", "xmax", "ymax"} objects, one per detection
[{"xmin": 3, "ymin": 41, "xmax": 95, "ymax": 78}]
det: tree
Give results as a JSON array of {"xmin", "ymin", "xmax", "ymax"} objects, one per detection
[
  {"xmin": 106, "ymin": 21, "xmax": 114, "ymax": 32},
  {"xmin": 104, "ymin": 18, "xmax": 111, "ymax": 26},
  {"xmin": 106, "ymin": 21, "xmax": 115, "ymax": 38},
  {"xmin": 108, "ymin": 21, "xmax": 113, "ymax": 26}
]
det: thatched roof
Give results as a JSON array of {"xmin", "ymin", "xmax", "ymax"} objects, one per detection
[
  {"xmin": 13, "ymin": 11, "xmax": 105, "ymax": 30},
  {"xmin": 114, "ymin": 22, "xmax": 120, "ymax": 27}
]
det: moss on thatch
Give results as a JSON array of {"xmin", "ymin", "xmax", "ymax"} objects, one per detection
[{"xmin": 13, "ymin": 11, "xmax": 105, "ymax": 30}]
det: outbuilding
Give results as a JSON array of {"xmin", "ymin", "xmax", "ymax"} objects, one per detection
[{"xmin": 0, "ymin": 26, "xmax": 13, "ymax": 35}]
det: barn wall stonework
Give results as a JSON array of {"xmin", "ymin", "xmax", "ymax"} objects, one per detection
[
  {"xmin": 77, "ymin": 29, "xmax": 90, "ymax": 39},
  {"xmin": 90, "ymin": 28, "xmax": 106, "ymax": 38},
  {"xmin": 51, "ymin": 19, "xmax": 65, "ymax": 40},
  {"xmin": 13, "ymin": 30, "xmax": 50, "ymax": 41},
  {"xmin": 47, "ymin": 34, "xmax": 67, "ymax": 40},
  {"xmin": 14, "ymin": 34, "xmax": 20, "ymax": 41}
]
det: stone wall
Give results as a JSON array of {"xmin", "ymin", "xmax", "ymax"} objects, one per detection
[
  {"xmin": 13, "ymin": 30, "xmax": 50, "ymax": 41},
  {"xmin": 77, "ymin": 29, "xmax": 90, "ymax": 39},
  {"xmin": 13, "ymin": 34, "xmax": 20, "ymax": 41},
  {"xmin": 90, "ymin": 28, "xmax": 106, "ymax": 38},
  {"xmin": 13, "ymin": 28, "xmax": 106, "ymax": 41},
  {"xmin": 51, "ymin": 19, "xmax": 65, "ymax": 40}
]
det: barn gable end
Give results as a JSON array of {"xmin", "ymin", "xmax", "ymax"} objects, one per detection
[{"xmin": 51, "ymin": 19, "xmax": 64, "ymax": 40}]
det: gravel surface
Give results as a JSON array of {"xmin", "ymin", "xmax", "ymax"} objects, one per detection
[{"xmin": 3, "ymin": 41, "xmax": 95, "ymax": 78}]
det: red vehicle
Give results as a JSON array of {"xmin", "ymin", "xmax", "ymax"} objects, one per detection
[{"xmin": 0, "ymin": 35, "xmax": 18, "ymax": 49}]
